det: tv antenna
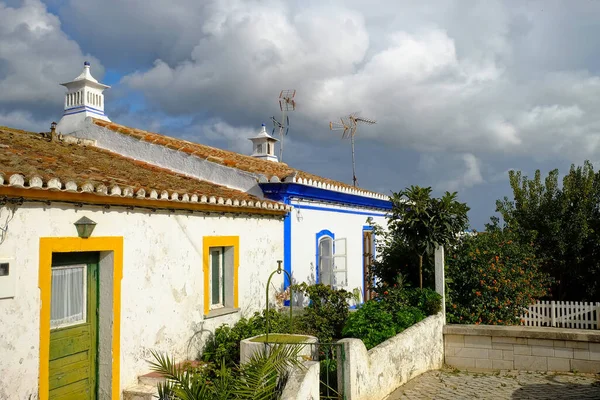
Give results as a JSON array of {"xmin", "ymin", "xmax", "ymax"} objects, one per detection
[
  {"xmin": 272, "ymin": 90, "xmax": 296, "ymax": 162},
  {"xmin": 329, "ymin": 112, "xmax": 376, "ymax": 187}
]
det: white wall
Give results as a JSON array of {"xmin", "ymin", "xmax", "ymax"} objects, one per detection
[
  {"xmin": 0, "ymin": 203, "xmax": 283, "ymax": 399},
  {"xmin": 338, "ymin": 313, "xmax": 445, "ymax": 400},
  {"xmin": 289, "ymin": 199, "xmax": 387, "ymax": 298}
]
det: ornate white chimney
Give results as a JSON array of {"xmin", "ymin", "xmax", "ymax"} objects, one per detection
[
  {"xmin": 56, "ymin": 61, "xmax": 110, "ymax": 134},
  {"xmin": 249, "ymin": 124, "xmax": 279, "ymax": 162}
]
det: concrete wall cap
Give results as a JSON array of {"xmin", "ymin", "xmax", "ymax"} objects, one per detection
[{"xmin": 444, "ymin": 324, "xmax": 600, "ymax": 342}]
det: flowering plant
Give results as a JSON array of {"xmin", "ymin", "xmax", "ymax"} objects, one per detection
[{"xmin": 446, "ymin": 229, "xmax": 553, "ymax": 325}]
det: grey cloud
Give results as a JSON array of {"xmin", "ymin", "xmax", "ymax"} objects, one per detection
[
  {"xmin": 116, "ymin": 0, "xmax": 600, "ymax": 165},
  {"xmin": 0, "ymin": 0, "xmax": 103, "ymax": 125},
  {"xmin": 4, "ymin": 0, "xmax": 600, "ymax": 227}
]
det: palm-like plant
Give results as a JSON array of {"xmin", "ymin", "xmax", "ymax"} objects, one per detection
[{"xmin": 150, "ymin": 344, "xmax": 304, "ymax": 400}]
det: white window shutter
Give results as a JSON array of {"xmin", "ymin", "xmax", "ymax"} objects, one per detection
[{"xmin": 333, "ymin": 238, "xmax": 348, "ymax": 288}]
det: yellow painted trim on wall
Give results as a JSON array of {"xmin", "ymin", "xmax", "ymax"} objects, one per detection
[
  {"xmin": 38, "ymin": 237, "xmax": 123, "ymax": 400},
  {"xmin": 202, "ymin": 236, "xmax": 240, "ymax": 315}
]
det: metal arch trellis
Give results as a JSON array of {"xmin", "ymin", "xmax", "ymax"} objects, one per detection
[
  {"xmin": 265, "ymin": 260, "xmax": 293, "ymax": 343},
  {"xmin": 263, "ymin": 260, "xmax": 347, "ymax": 400}
]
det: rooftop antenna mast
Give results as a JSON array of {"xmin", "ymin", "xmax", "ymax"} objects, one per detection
[
  {"xmin": 272, "ymin": 89, "xmax": 296, "ymax": 162},
  {"xmin": 329, "ymin": 112, "xmax": 376, "ymax": 187}
]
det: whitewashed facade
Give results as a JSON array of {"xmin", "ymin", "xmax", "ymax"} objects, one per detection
[
  {"xmin": 0, "ymin": 61, "xmax": 391, "ymax": 399},
  {"xmin": 260, "ymin": 186, "xmax": 390, "ymax": 303},
  {"xmin": 0, "ymin": 200, "xmax": 284, "ymax": 398}
]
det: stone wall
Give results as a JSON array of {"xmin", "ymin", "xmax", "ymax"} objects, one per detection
[
  {"xmin": 280, "ymin": 361, "xmax": 320, "ymax": 400},
  {"xmin": 445, "ymin": 324, "xmax": 600, "ymax": 373},
  {"xmin": 338, "ymin": 313, "xmax": 445, "ymax": 400}
]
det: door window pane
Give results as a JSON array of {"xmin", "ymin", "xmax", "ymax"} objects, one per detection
[
  {"xmin": 210, "ymin": 248, "xmax": 224, "ymax": 308},
  {"xmin": 319, "ymin": 237, "xmax": 333, "ymax": 286},
  {"xmin": 50, "ymin": 265, "xmax": 87, "ymax": 329}
]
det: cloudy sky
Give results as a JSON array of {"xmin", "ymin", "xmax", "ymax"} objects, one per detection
[{"xmin": 2, "ymin": 0, "xmax": 600, "ymax": 228}]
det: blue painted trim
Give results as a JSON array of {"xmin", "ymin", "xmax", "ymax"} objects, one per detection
[
  {"xmin": 295, "ymin": 204, "xmax": 388, "ymax": 217},
  {"xmin": 315, "ymin": 230, "xmax": 334, "ymax": 284},
  {"xmin": 283, "ymin": 196, "xmax": 292, "ymax": 290},
  {"xmin": 65, "ymin": 104, "xmax": 104, "ymax": 113},
  {"xmin": 260, "ymin": 182, "xmax": 392, "ymax": 211},
  {"xmin": 63, "ymin": 107, "xmax": 106, "ymax": 117}
]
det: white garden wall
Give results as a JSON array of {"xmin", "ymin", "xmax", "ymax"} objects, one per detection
[
  {"xmin": 281, "ymin": 361, "xmax": 320, "ymax": 400},
  {"xmin": 338, "ymin": 313, "xmax": 445, "ymax": 400},
  {"xmin": 0, "ymin": 203, "xmax": 283, "ymax": 399}
]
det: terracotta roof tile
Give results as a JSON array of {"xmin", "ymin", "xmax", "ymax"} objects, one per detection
[
  {"xmin": 0, "ymin": 126, "xmax": 287, "ymax": 213},
  {"xmin": 92, "ymin": 119, "xmax": 384, "ymax": 197}
]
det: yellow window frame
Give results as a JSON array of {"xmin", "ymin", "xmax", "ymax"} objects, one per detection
[{"xmin": 202, "ymin": 236, "xmax": 239, "ymax": 315}]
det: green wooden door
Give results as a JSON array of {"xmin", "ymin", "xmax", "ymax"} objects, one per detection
[{"xmin": 49, "ymin": 252, "xmax": 99, "ymax": 399}]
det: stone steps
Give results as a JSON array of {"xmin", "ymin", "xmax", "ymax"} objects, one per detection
[
  {"xmin": 122, "ymin": 383, "xmax": 158, "ymax": 400},
  {"xmin": 122, "ymin": 359, "xmax": 206, "ymax": 400}
]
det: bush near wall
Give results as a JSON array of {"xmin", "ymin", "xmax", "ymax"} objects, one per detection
[
  {"xmin": 342, "ymin": 287, "xmax": 441, "ymax": 349},
  {"xmin": 201, "ymin": 309, "xmax": 295, "ymax": 367},
  {"xmin": 291, "ymin": 283, "xmax": 353, "ymax": 344},
  {"xmin": 446, "ymin": 229, "xmax": 553, "ymax": 325},
  {"xmin": 201, "ymin": 284, "xmax": 352, "ymax": 367}
]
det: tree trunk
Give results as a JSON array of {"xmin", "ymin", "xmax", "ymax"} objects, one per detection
[{"xmin": 419, "ymin": 254, "xmax": 423, "ymax": 289}]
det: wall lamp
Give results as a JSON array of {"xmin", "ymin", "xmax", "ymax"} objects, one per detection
[{"xmin": 74, "ymin": 216, "xmax": 97, "ymax": 239}]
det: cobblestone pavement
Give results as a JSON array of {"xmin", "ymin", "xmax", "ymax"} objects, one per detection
[{"xmin": 385, "ymin": 369, "xmax": 600, "ymax": 400}]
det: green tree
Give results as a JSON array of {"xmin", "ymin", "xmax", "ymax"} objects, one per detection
[
  {"xmin": 387, "ymin": 186, "xmax": 470, "ymax": 288},
  {"xmin": 494, "ymin": 161, "xmax": 600, "ymax": 301},
  {"xmin": 446, "ymin": 229, "xmax": 553, "ymax": 325}
]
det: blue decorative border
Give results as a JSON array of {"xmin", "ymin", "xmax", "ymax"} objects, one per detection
[
  {"xmin": 315, "ymin": 229, "xmax": 335, "ymax": 285},
  {"xmin": 283, "ymin": 196, "xmax": 292, "ymax": 289},
  {"xmin": 283, "ymin": 195, "xmax": 292, "ymax": 306},
  {"xmin": 63, "ymin": 106, "xmax": 106, "ymax": 117},
  {"xmin": 260, "ymin": 182, "xmax": 392, "ymax": 211},
  {"xmin": 65, "ymin": 105, "xmax": 104, "ymax": 113},
  {"xmin": 294, "ymin": 204, "xmax": 388, "ymax": 217}
]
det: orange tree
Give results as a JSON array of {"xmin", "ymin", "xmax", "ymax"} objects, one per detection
[{"xmin": 445, "ymin": 228, "xmax": 553, "ymax": 325}]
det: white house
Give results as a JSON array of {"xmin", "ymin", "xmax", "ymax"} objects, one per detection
[
  {"xmin": 56, "ymin": 64, "xmax": 392, "ymax": 303},
  {"xmin": 0, "ymin": 62, "xmax": 391, "ymax": 399}
]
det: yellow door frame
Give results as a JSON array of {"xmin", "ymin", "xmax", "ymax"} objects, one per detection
[{"xmin": 39, "ymin": 237, "xmax": 123, "ymax": 400}]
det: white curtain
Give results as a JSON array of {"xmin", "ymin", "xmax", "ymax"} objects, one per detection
[{"xmin": 50, "ymin": 265, "xmax": 86, "ymax": 329}]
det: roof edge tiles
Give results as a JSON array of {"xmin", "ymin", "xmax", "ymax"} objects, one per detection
[
  {"xmin": 0, "ymin": 172, "xmax": 290, "ymax": 216},
  {"xmin": 91, "ymin": 119, "xmax": 390, "ymax": 201}
]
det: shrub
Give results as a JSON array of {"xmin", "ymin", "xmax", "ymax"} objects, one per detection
[
  {"xmin": 291, "ymin": 283, "xmax": 353, "ymax": 343},
  {"xmin": 377, "ymin": 286, "xmax": 442, "ymax": 316},
  {"xmin": 342, "ymin": 301, "xmax": 396, "ymax": 349},
  {"xmin": 407, "ymin": 288, "xmax": 442, "ymax": 315},
  {"xmin": 201, "ymin": 309, "xmax": 294, "ymax": 366},
  {"xmin": 153, "ymin": 344, "xmax": 303, "ymax": 400},
  {"xmin": 393, "ymin": 306, "xmax": 426, "ymax": 330},
  {"xmin": 342, "ymin": 286, "xmax": 438, "ymax": 349},
  {"xmin": 446, "ymin": 229, "xmax": 553, "ymax": 325}
]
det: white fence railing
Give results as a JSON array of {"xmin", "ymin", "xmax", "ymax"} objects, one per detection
[{"xmin": 521, "ymin": 301, "xmax": 600, "ymax": 329}]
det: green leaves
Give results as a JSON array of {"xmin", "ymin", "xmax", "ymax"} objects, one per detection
[
  {"xmin": 291, "ymin": 283, "xmax": 353, "ymax": 343},
  {"xmin": 342, "ymin": 287, "xmax": 440, "ymax": 349},
  {"xmin": 386, "ymin": 185, "xmax": 470, "ymax": 288},
  {"xmin": 494, "ymin": 161, "xmax": 600, "ymax": 301},
  {"xmin": 201, "ymin": 310, "xmax": 295, "ymax": 367},
  {"xmin": 152, "ymin": 344, "xmax": 303, "ymax": 400},
  {"xmin": 445, "ymin": 229, "xmax": 553, "ymax": 325}
]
